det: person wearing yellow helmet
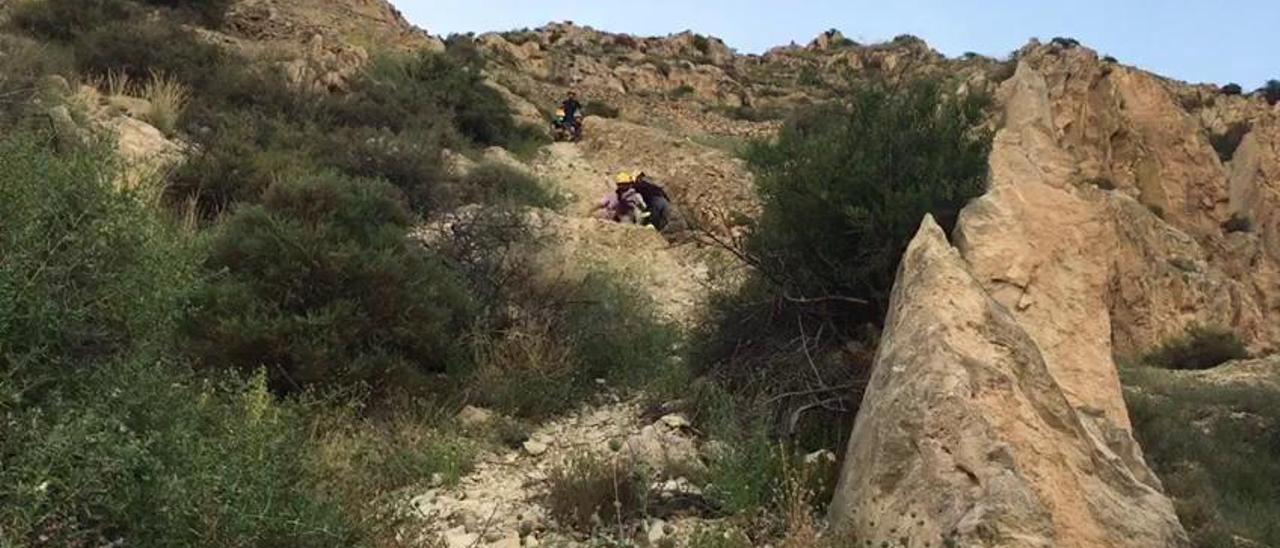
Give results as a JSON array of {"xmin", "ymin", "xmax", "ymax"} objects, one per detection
[{"xmin": 594, "ymin": 171, "xmax": 646, "ymax": 224}]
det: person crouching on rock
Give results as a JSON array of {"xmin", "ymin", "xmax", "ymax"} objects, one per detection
[
  {"xmin": 593, "ymin": 171, "xmax": 648, "ymax": 224},
  {"xmin": 632, "ymin": 172, "xmax": 670, "ymax": 231}
]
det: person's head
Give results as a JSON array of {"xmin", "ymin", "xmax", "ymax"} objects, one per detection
[
  {"xmin": 614, "ymin": 171, "xmax": 634, "ymax": 186},
  {"xmin": 568, "ymin": 91, "xmax": 577, "ymax": 100}
]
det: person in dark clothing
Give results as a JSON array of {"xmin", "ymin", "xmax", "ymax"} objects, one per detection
[
  {"xmin": 560, "ymin": 91, "xmax": 583, "ymax": 140},
  {"xmin": 632, "ymin": 172, "xmax": 671, "ymax": 230}
]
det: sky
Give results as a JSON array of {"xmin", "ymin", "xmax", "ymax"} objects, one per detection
[{"xmin": 396, "ymin": 0, "xmax": 1277, "ymax": 90}]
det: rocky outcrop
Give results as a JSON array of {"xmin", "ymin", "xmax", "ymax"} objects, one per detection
[
  {"xmin": 829, "ymin": 216, "xmax": 1188, "ymax": 548},
  {"xmin": 955, "ymin": 50, "xmax": 1280, "ymax": 433}
]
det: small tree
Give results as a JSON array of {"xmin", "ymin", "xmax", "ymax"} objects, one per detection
[{"xmin": 741, "ymin": 78, "xmax": 993, "ymax": 323}]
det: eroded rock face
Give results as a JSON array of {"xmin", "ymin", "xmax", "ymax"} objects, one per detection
[
  {"xmin": 956, "ymin": 53, "xmax": 1277, "ymax": 433},
  {"xmin": 828, "ymin": 216, "xmax": 1187, "ymax": 548},
  {"xmin": 984, "ymin": 46, "xmax": 1280, "ymax": 357}
]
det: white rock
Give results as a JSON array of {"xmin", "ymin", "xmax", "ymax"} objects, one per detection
[
  {"xmin": 522, "ymin": 440, "xmax": 548, "ymax": 456},
  {"xmin": 658, "ymin": 414, "xmax": 690, "ymax": 429},
  {"xmin": 802, "ymin": 450, "xmax": 836, "ymax": 465},
  {"xmin": 444, "ymin": 527, "xmax": 478, "ymax": 548},
  {"xmin": 646, "ymin": 519, "xmax": 668, "ymax": 545}
]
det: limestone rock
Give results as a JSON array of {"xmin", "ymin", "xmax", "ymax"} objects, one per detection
[
  {"xmin": 521, "ymin": 440, "xmax": 548, "ymax": 456},
  {"xmin": 828, "ymin": 216, "xmax": 1188, "ymax": 548},
  {"xmin": 456, "ymin": 405, "xmax": 496, "ymax": 430}
]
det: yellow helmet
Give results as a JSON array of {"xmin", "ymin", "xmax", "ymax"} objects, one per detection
[
  {"xmin": 555, "ymin": 108, "xmax": 566, "ymax": 117},
  {"xmin": 614, "ymin": 171, "xmax": 634, "ymax": 184}
]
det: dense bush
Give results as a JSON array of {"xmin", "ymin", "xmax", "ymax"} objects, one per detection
[
  {"xmin": 340, "ymin": 50, "xmax": 541, "ymax": 150},
  {"xmin": 76, "ymin": 19, "xmax": 223, "ymax": 87},
  {"xmin": 1124, "ymin": 366, "xmax": 1280, "ymax": 547},
  {"xmin": 183, "ymin": 173, "xmax": 475, "ymax": 394},
  {"xmin": 0, "ymin": 133, "xmax": 194, "ymax": 375},
  {"xmin": 312, "ymin": 126, "xmax": 448, "ymax": 211},
  {"xmin": 1142, "ymin": 325, "xmax": 1249, "ymax": 371},
  {"xmin": 138, "ymin": 0, "xmax": 234, "ymax": 25},
  {"xmin": 0, "ymin": 133, "xmax": 363, "ymax": 546},
  {"xmin": 1222, "ymin": 83, "xmax": 1244, "ymax": 96},
  {"xmin": 9, "ymin": 0, "xmax": 134, "ymax": 42},
  {"xmin": 1260, "ymin": 79, "xmax": 1280, "ymax": 106},
  {"xmin": 742, "ymin": 78, "xmax": 991, "ymax": 322}
]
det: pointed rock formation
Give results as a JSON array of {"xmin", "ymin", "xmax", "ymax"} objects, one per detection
[{"xmin": 828, "ymin": 216, "xmax": 1187, "ymax": 548}]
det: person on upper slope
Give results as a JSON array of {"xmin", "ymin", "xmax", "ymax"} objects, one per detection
[{"xmin": 557, "ymin": 91, "xmax": 584, "ymax": 141}]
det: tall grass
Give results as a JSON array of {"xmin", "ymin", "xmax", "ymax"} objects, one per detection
[{"xmin": 141, "ymin": 70, "xmax": 190, "ymax": 135}]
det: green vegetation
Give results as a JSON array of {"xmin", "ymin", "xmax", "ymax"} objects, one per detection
[
  {"xmin": 0, "ymin": 133, "xmax": 356, "ymax": 546},
  {"xmin": 691, "ymin": 77, "xmax": 992, "ymax": 518},
  {"xmin": 1123, "ymin": 366, "xmax": 1280, "ymax": 547},
  {"xmin": 1209, "ymin": 121, "xmax": 1252, "ymax": 163},
  {"xmin": 1259, "ymin": 79, "xmax": 1280, "ymax": 106},
  {"xmin": 1142, "ymin": 325, "xmax": 1249, "ymax": 371},
  {"xmin": 182, "ymin": 173, "xmax": 475, "ymax": 395},
  {"xmin": 740, "ymin": 79, "xmax": 991, "ymax": 319},
  {"xmin": 0, "ymin": 4, "xmax": 683, "ymax": 544}
]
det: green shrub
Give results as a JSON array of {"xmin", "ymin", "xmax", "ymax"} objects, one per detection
[
  {"xmin": 1222, "ymin": 83, "xmax": 1244, "ymax": 96},
  {"xmin": 76, "ymin": 19, "xmax": 224, "ymax": 88},
  {"xmin": 341, "ymin": 50, "xmax": 529, "ymax": 149},
  {"xmin": 705, "ymin": 419, "xmax": 789, "ymax": 515},
  {"xmin": 1123, "ymin": 366, "xmax": 1280, "ymax": 547},
  {"xmin": 0, "ymin": 34, "xmax": 77, "ymax": 124},
  {"xmin": 182, "ymin": 173, "xmax": 474, "ymax": 394},
  {"xmin": 313, "ymin": 126, "xmax": 447, "ymax": 212},
  {"xmin": 1142, "ymin": 325, "xmax": 1249, "ymax": 371},
  {"xmin": 0, "ymin": 132, "xmax": 358, "ymax": 547},
  {"xmin": 9, "ymin": 0, "xmax": 134, "ymax": 42},
  {"xmin": 1259, "ymin": 79, "xmax": 1280, "ymax": 106},
  {"xmin": 1, "ymin": 360, "xmax": 358, "ymax": 547},
  {"xmin": 166, "ymin": 112, "xmax": 317, "ymax": 218},
  {"xmin": 455, "ymin": 160, "xmax": 561, "ymax": 209},
  {"xmin": 740, "ymin": 78, "xmax": 991, "ymax": 322},
  {"xmin": 0, "ymin": 132, "xmax": 196, "ymax": 375},
  {"xmin": 138, "ymin": 0, "xmax": 234, "ymax": 26},
  {"xmin": 1209, "ymin": 121, "xmax": 1251, "ymax": 163}
]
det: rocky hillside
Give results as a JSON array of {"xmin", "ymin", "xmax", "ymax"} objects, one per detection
[
  {"xmin": 221, "ymin": 3, "xmax": 1280, "ymax": 544},
  {"xmin": 6, "ymin": 0, "xmax": 1278, "ymax": 545}
]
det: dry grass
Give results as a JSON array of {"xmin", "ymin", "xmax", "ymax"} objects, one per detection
[
  {"xmin": 306, "ymin": 402, "xmax": 475, "ymax": 547},
  {"xmin": 141, "ymin": 70, "xmax": 190, "ymax": 135},
  {"xmin": 90, "ymin": 68, "xmax": 133, "ymax": 97},
  {"xmin": 544, "ymin": 453, "xmax": 649, "ymax": 534}
]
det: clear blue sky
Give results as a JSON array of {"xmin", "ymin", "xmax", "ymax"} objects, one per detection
[{"xmin": 397, "ymin": 0, "xmax": 1276, "ymax": 89}]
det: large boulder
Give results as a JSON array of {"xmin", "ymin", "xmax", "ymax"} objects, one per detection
[{"xmin": 828, "ymin": 216, "xmax": 1187, "ymax": 548}]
